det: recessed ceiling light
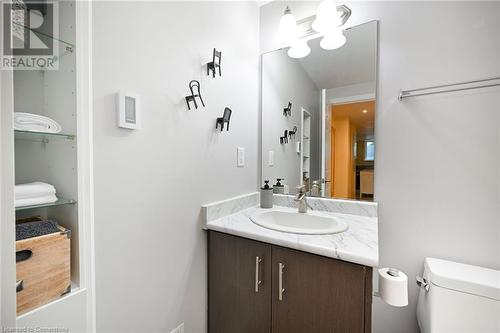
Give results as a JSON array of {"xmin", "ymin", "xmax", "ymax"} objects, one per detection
[{"xmin": 362, "ymin": 110, "xmax": 368, "ymax": 114}]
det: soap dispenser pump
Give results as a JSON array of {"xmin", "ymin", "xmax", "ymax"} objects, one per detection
[
  {"xmin": 273, "ymin": 178, "xmax": 285, "ymax": 194},
  {"xmin": 260, "ymin": 180, "xmax": 273, "ymax": 208}
]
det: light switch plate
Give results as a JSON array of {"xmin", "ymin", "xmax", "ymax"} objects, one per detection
[
  {"xmin": 268, "ymin": 150, "xmax": 274, "ymax": 166},
  {"xmin": 237, "ymin": 147, "xmax": 245, "ymax": 167},
  {"xmin": 267, "ymin": 150, "xmax": 274, "ymax": 166}
]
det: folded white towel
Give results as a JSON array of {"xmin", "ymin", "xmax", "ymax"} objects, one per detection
[
  {"xmin": 14, "ymin": 112, "xmax": 62, "ymax": 133},
  {"xmin": 15, "ymin": 182, "xmax": 56, "ymax": 200},
  {"xmin": 15, "ymin": 194, "xmax": 58, "ymax": 208}
]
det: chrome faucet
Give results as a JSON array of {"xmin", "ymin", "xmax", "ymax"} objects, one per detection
[{"xmin": 294, "ymin": 185, "xmax": 307, "ymax": 213}]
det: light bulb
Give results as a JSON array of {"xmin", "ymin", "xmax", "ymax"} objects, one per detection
[
  {"xmin": 312, "ymin": 0, "xmax": 340, "ymax": 33},
  {"xmin": 287, "ymin": 39, "xmax": 311, "ymax": 59},
  {"xmin": 279, "ymin": 6, "xmax": 297, "ymax": 47},
  {"xmin": 320, "ymin": 30, "xmax": 346, "ymax": 50}
]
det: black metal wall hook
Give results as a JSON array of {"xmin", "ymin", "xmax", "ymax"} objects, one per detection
[
  {"xmin": 185, "ymin": 80, "xmax": 206, "ymax": 110},
  {"xmin": 280, "ymin": 130, "xmax": 288, "ymax": 144},
  {"xmin": 206, "ymin": 48, "xmax": 222, "ymax": 78},
  {"xmin": 283, "ymin": 102, "xmax": 292, "ymax": 116},
  {"xmin": 216, "ymin": 107, "xmax": 232, "ymax": 132},
  {"xmin": 288, "ymin": 126, "xmax": 297, "ymax": 139}
]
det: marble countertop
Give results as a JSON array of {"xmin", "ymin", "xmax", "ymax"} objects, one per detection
[{"xmin": 205, "ymin": 204, "xmax": 379, "ymax": 267}]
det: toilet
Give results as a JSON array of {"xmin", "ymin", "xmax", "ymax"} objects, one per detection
[{"xmin": 416, "ymin": 257, "xmax": 500, "ymax": 333}]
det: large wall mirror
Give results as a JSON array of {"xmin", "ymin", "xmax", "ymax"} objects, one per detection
[{"xmin": 261, "ymin": 20, "xmax": 378, "ymax": 201}]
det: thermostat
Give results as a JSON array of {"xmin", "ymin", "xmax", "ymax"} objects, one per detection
[{"xmin": 117, "ymin": 91, "xmax": 140, "ymax": 129}]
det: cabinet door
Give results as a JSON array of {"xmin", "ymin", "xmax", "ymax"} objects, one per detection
[
  {"xmin": 208, "ymin": 231, "xmax": 272, "ymax": 333},
  {"xmin": 272, "ymin": 246, "xmax": 372, "ymax": 333}
]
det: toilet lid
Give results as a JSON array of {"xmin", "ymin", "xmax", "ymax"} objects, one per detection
[{"xmin": 424, "ymin": 258, "xmax": 500, "ymax": 301}]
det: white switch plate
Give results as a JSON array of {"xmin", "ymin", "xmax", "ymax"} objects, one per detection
[
  {"xmin": 237, "ymin": 147, "xmax": 245, "ymax": 167},
  {"xmin": 170, "ymin": 323, "xmax": 184, "ymax": 333},
  {"xmin": 268, "ymin": 150, "xmax": 274, "ymax": 166}
]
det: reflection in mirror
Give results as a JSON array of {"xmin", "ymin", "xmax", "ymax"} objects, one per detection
[{"xmin": 261, "ymin": 21, "xmax": 378, "ymax": 201}]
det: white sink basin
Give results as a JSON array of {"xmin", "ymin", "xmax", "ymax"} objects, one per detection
[{"xmin": 250, "ymin": 210, "xmax": 348, "ymax": 235}]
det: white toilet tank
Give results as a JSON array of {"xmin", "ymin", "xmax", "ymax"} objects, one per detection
[{"xmin": 416, "ymin": 258, "xmax": 500, "ymax": 333}]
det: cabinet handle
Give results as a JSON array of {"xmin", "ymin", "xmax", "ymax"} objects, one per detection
[
  {"xmin": 16, "ymin": 249, "xmax": 32, "ymax": 263},
  {"xmin": 278, "ymin": 262, "xmax": 285, "ymax": 301},
  {"xmin": 255, "ymin": 256, "xmax": 262, "ymax": 292}
]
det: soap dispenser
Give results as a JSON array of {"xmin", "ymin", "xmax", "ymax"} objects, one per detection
[
  {"xmin": 273, "ymin": 178, "xmax": 285, "ymax": 194},
  {"xmin": 260, "ymin": 180, "xmax": 273, "ymax": 208}
]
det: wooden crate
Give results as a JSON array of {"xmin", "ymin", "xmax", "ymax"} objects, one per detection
[{"xmin": 16, "ymin": 224, "xmax": 71, "ymax": 315}]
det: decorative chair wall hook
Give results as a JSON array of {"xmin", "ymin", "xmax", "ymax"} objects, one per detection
[
  {"xmin": 283, "ymin": 102, "xmax": 292, "ymax": 116},
  {"xmin": 280, "ymin": 130, "xmax": 289, "ymax": 144},
  {"xmin": 185, "ymin": 80, "xmax": 206, "ymax": 110},
  {"xmin": 216, "ymin": 107, "xmax": 232, "ymax": 132},
  {"xmin": 288, "ymin": 126, "xmax": 297, "ymax": 139},
  {"xmin": 206, "ymin": 48, "xmax": 222, "ymax": 78}
]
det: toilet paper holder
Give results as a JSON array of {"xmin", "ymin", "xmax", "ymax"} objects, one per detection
[{"xmin": 377, "ymin": 267, "xmax": 409, "ymax": 307}]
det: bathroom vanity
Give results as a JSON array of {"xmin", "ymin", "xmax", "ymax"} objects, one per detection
[
  {"xmin": 209, "ymin": 231, "xmax": 372, "ymax": 333},
  {"xmin": 203, "ymin": 193, "xmax": 378, "ymax": 333}
]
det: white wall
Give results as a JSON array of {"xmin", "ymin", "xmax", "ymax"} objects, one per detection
[
  {"xmin": 326, "ymin": 81, "xmax": 376, "ymax": 103},
  {"xmin": 92, "ymin": 2, "xmax": 259, "ymax": 332},
  {"xmin": 260, "ymin": 2, "xmax": 500, "ymax": 332},
  {"xmin": 261, "ymin": 48, "xmax": 320, "ymax": 192}
]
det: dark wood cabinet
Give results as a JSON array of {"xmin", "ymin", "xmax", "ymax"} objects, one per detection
[
  {"xmin": 208, "ymin": 231, "xmax": 372, "ymax": 333},
  {"xmin": 208, "ymin": 231, "xmax": 272, "ymax": 333},
  {"xmin": 272, "ymin": 246, "xmax": 372, "ymax": 333}
]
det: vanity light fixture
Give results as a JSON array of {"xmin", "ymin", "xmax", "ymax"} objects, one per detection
[
  {"xmin": 279, "ymin": 6, "xmax": 311, "ymax": 58},
  {"xmin": 314, "ymin": 0, "xmax": 346, "ymax": 50},
  {"xmin": 288, "ymin": 39, "xmax": 311, "ymax": 59},
  {"xmin": 312, "ymin": 0, "xmax": 340, "ymax": 33},
  {"xmin": 320, "ymin": 29, "xmax": 346, "ymax": 50},
  {"xmin": 278, "ymin": 6, "xmax": 297, "ymax": 47},
  {"xmin": 279, "ymin": 1, "xmax": 350, "ymax": 59}
]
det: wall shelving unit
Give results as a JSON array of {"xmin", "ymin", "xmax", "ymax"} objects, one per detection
[
  {"xmin": 300, "ymin": 108, "xmax": 311, "ymax": 190},
  {"xmin": 1, "ymin": 1, "xmax": 95, "ymax": 330}
]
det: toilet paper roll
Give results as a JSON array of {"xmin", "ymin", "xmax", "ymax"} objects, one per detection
[{"xmin": 378, "ymin": 267, "xmax": 408, "ymax": 307}]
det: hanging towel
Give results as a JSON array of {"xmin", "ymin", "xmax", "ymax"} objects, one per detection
[{"xmin": 14, "ymin": 112, "xmax": 62, "ymax": 133}]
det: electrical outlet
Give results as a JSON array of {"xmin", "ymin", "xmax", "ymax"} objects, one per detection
[
  {"xmin": 268, "ymin": 150, "xmax": 274, "ymax": 166},
  {"xmin": 170, "ymin": 323, "xmax": 184, "ymax": 333},
  {"xmin": 237, "ymin": 147, "xmax": 245, "ymax": 167}
]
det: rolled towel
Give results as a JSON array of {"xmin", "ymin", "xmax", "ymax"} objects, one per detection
[
  {"xmin": 15, "ymin": 182, "xmax": 56, "ymax": 200},
  {"xmin": 14, "ymin": 112, "xmax": 62, "ymax": 133},
  {"xmin": 15, "ymin": 194, "xmax": 58, "ymax": 208}
]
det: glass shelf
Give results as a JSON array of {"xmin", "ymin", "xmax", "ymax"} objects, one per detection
[
  {"xmin": 15, "ymin": 130, "xmax": 75, "ymax": 142},
  {"xmin": 16, "ymin": 198, "xmax": 77, "ymax": 212}
]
